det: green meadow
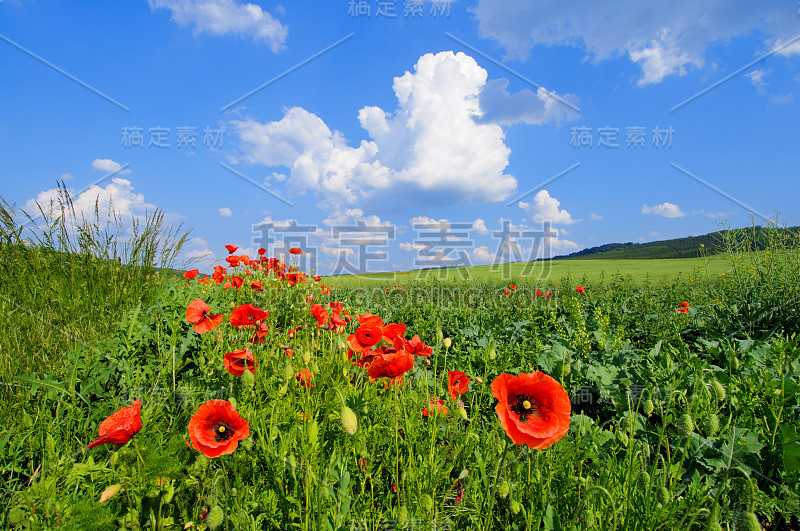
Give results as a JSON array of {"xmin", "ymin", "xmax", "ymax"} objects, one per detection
[{"xmin": 2, "ymin": 196, "xmax": 800, "ymax": 530}]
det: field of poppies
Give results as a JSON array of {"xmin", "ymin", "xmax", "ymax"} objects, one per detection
[{"xmin": 2, "ymin": 202, "xmax": 800, "ymax": 530}]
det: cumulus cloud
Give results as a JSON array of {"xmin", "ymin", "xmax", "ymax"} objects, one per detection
[
  {"xmin": 218, "ymin": 207, "xmax": 232, "ymax": 217},
  {"xmin": 232, "ymin": 52, "xmax": 525, "ymax": 210},
  {"xmin": 471, "ymin": 1, "xmax": 800, "ymax": 86},
  {"xmin": 642, "ymin": 202, "xmax": 685, "ymax": 218},
  {"xmin": 91, "ymin": 158, "xmax": 131, "ymax": 174},
  {"xmin": 149, "ymin": 0, "xmax": 288, "ymax": 51},
  {"xmin": 518, "ymin": 190, "xmax": 577, "ymax": 225},
  {"xmin": 26, "ymin": 178, "xmax": 155, "ymax": 222},
  {"xmin": 400, "ymin": 242, "xmax": 429, "ymax": 251},
  {"xmin": 473, "ymin": 218, "xmax": 489, "ymax": 235}
]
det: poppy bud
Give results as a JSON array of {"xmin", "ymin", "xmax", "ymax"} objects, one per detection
[
  {"xmin": 283, "ymin": 364, "xmax": 294, "ymax": 381},
  {"xmin": 644, "ymin": 399, "xmax": 655, "ymax": 416},
  {"xmin": 580, "ymin": 507, "xmax": 595, "ymax": 527},
  {"xmin": 474, "ymin": 376, "xmax": 483, "ymax": 384},
  {"xmin": 458, "ymin": 468, "xmax": 469, "ymax": 480},
  {"xmin": 307, "ymin": 419, "xmax": 319, "ymax": 445},
  {"xmin": 708, "ymin": 522, "xmax": 723, "ymax": 531},
  {"xmin": 704, "ymin": 414, "xmax": 719, "ymax": 437},
  {"xmin": 656, "ymin": 487, "xmax": 670, "ymax": 505},
  {"xmin": 436, "ymin": 329, "xmax": 443, "ymax": 342},
  {"xmin": 303, "ymin": 351, "xmax": 311, "ymax": 365},
  {"xmin": 206, "ymin": 505, "xmax": 224, "ymax": 530},
  {"xmin": 562, "ymin": 363, "xmax": 571, "ymax": 376},
  {"xmin": 488, "ymin": 348, "xmax": 496, "ymax": 361},
  {"xmin": 242, "ymin": 370, "xmax": 255, "ymax": 388},
  {"xmin": 733, "ymin": 357, "xmax": 740, "ymax": 370},
  {"xmin": 510, "ymin": 499, "xmax": 521, "ymax": 514},
  {"xmin": 99, "ymin": 483, "xmax": 123, "ymax": 503},
  {"xmin": 740, "ymin": 512, "xmax": 761, "ymax": 531},
  {"xmin": 712, "ymin": 380, "xmax": 726, "ymax": 402},
  {"xmin": 162, "ymin": 485, "xmax": 175, "ymax": 504},
  {"xmin": 458, "ymin": 405, "xmax": 468, "ymax": 421},
  {"xmin": 637, "ymin": 471, "xmax": 650, "ymax": 490},
  {"xmin": 340, "ymin": 406, "xmax": 358, "ymax": 435},
  {"xmin": 677, "ymin": 413, "xmax": 694, "ymax": 437},
  {"xmin": 421, "ymin": 494, "xmax": 433, "ymax": 512},
  {"xmin": 616, "ymin": 430, "xmax": 629, "ymax": 447},
  {"xmin": 498, "ymin": 480, "xmax": 510, "ymax": 499},
  {"xmin": 443, "ymin": 338, "xmax": 452, "ymax": 349},
  {"xmin": 398, "ymin": 506, "xmax": 409, "ymax": 524},
  {"xmin": 229, "ymin": 302, "xmax": 236, "ymax": 310}
]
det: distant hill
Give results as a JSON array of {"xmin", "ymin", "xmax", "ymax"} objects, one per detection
[{"xmin": 554, "ymin": 226, "xmax": 798, "ymax": 261}]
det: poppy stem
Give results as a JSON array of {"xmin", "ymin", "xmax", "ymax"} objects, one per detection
[{"xmin": 484, "ymin": 437, "xmax": 508, "ymax": 531}]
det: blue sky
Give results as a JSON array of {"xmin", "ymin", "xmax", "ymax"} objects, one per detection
[{"xmin": 2, "ymin": 1, "xmax": 799, "ymax": 275}]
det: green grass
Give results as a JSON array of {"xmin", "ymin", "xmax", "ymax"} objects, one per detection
[
  {"xmin": 2, "ymin": 195, "xmax": 800, "ymax": 530},
  {"xmin": 325, "ymin": 255, "xmax": 731, "ymax": 286}
]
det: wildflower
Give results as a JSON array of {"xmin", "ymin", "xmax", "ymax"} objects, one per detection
[
  {"xmin": 347, "ymin": 324, "xmax": 384, "ymax": 352},
  {"xmin": 186, "ymin": 299, "xmax": 223, "ymax": 334},
  {"xmin": 422, "ymin": 399, "xmax": 448, "ymax": 417},
  {"xmin": 544, "ymin": 291, "xmax": 552, "ymax": 298},
  {"xmin": 231, "ymin": 276, "xmax": 244, "ymax": 290},
  {"xmin": 504, "ymin": 289, "xmax": 511, "ymax": 297},
  {"xmin": 87, "ymin": 399, "xmax": 142, "ymax": 449},
  {"xmin": 535, "ymin": 289, "xmax": 542, "ymax": 296},
  {"xmin": 183, "ymin": 269, "xmax": 199, "ymax": 279},
  {"xmin": 289, "ymin": 247, "xmax": 302, "ymax": 255},
  {"xmin": 224, "ymin": 244, "xmax": 238, "ymax": 254},
  {"xmin": 230, "ymin": 304, "xmax": 268, "ymax": 328},
  {"xmin": 296, "ymin": 368, "xmax": 313, "ymax": 388},
  {"xmin": 509, "ymin": 284, "xmax": 516, "ymax": 290},
  {"xmin": 448, "ymin": 371, "xmax": 470, "ymax": 399},
  {"xmin": 258, "ymin": 248, "xmax": 266, "ymax": 255},
  {"xmin": 250, "ymin": 281, "xmax": 263, "ymax": 291},
  {"xmin": 313, "ymin": 275, "xmax": 322, "ymax": 281},
  {"xmin": 576, "ymin": 286, "xmax": 584, "ymax": 294},
  {"xmin": 223, "ymin": 349, "xmax": 256, "ymax": 377},
  {"xmin": 490, "ymin": 372, "xmax": 571, "ymax": 449},
  {"xmin": 188, "ymin": 400, "xmax": 250, "ymax": 458},
  {"xmin": 286, "ymin": 272, "xmax": 305, "ymax": 286},
  {"xmin": 367, "ymin": 350, "xmax": 414, "ymax": 381},
  {"xmin": 248, "ymin": 322, "xmax": 270, "ymax": 344},
  {"xmin": 394, "ymin": 334, "xmax": 432, "ymax": 357}
]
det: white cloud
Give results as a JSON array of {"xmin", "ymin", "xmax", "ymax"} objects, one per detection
[
  {"xmin": 477, "ymin": 78, "xmax": 580, "ymax": 125},
  {"xmin": 149, "ymin": 0, "xmax": 288, "ymax": 51},
  {"xmin": 471, "ymin": 245, "xmax": 495, "ymax": 263},
  {"xmin": 705, "ymin": 210, "xmax": 736, "ymax": 218},
  {"xmin": 232, "ymin": 52, "xmax": 521, "ymax": 210},
  {"xmin": 26, "ymin": 178, "xmax": 154, "ymax": 222},
  {"xmin": 518, "ymin": 190, "xmax": 577, "ymax": 225},
  {"xmin": 473, "ymin": 218, "xmax": 489, "ymax": 235},
  {"xmin": 471, "ymin": 1, "xmax": 800, "ymax": 86},
  {"xmin": 320, "ymin": 243, "xmax": 354, "ymax": 257},
  {"xmin": 399, "ymin": 242, "xmax": 429, "ymax": 251},
  {"xmin": 59, "ymin": 172, "xmax": 74, "ymax": 181},
  {"xmin": 590, "ymin": 212, "xmax": 602, "ymax": 221},
  {"xmin": 769, "ymin": 93, "xmax": 794, "ymax": 105},
  {"xmin": 91, "ymin": 158, "xmax": 131, "ymax": 175},
  {"xmin": 746, "ymin": 68, "xmax": 770, "ymax": 90},
  {"xmin": 548, "ymin": 237, "xmax": 579, "ymax": 253},
  {"xmin": 642, "ymin": 202, "xmax": 685, "ymax": 218},
  {"xmin": 218, "ymin": 207, "xmax": 232, "ymax": 217}
]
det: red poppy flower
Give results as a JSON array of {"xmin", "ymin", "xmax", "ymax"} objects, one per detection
[
  {"xmin": 87, "ymin": 399, "xmax": 142, "ymax": 449},
  {"xmin": 382, "ymin": 323, "xmax": 407, "ymax": 342},
  {"xmin": 186, "ymin": 299, "xmax": 223, "ymax": 334},
  {"xmin": 679, "ymin": 301, "xmax": 690, "ymax": 308},
  {"xmin": 677, "ymin": 307, "xmax": 689, "ymax": 314},
  {"xmin": 576, "ymin": 286, "xmax": 584, "ymax": 294},
  {"xmin": 289, "ymin": 247, "xmax": 302, "ymax": 255},
  {"xmin": 188, "ymin": 400, "xmax": 249, "ymax": 458},
  {"xmin": 230, "ymin": 304, "xmax": 268, "ymax": 328},
  {"xmin": 535, "ymin": 289, "xmax": 542, "ymax": 296},
  {"xmin": 231, "ymin": 276, "xmax": 244, "ymax": 290},
  {"xmin": 320, "ymin": 285, "xmax": 330, "ymax": 295},
  {"xmin": 225, "ymin": 244, "xmax": 238, "ymax": 254},
  {"xmin": 249, "ymin": 322, "xmax": 270, "ymax": 344},
  {"xmin": 310, "ymin": 304, "xmax": 329, "ymax": 327},
  {"xmin": 183, "ymin": 269, "xmax": 199, "ymax": 279},
  {"xmin": 223, "ymin": 349, "xmax": 257, "ymax": 376},
  {"xmin": 296, "ymin": 368, "xmax": 313, "ymax": 388},
  {"xmin": 544, "ymin": 291, "xmax": 552, "ymax": 299},
  {"xmin": 504, "ymin": 289, "xmax": 511, "ymax": 297},
  {"xmin": 286, "ymin": 272, "xmax": 305, "ymax": 286},
  {"xmin": 509, "ymin": 284, "xmax": 516, "ymax": 290},
  {"xmin": 491, "ymin": 372, "xmax": 571, "ymax": 449},
  {"xmin": 393, "ymin": 335, "xmax": 432, "ymax": 357},
  {"xmin": 347, "ymin": 325, "xmax": 384, "ymax": 352},
  {"xmin": 225, "ymin": 256, "xmax": 241, "ymax": 267},
  {"xmin": 448, "ymin": 371, "xmax": 470, "ymax": 399},
  {"xmin": 313, "ymin": 275, "xmax": 322, "ymax": 282},
  {"xmin": 250, "ymin": 281, "xmax": 263, "ymax": 291},
  {"xmin": 258, "ymin": 248, "xmax": 266, "ymax": 256},
  {"xmin": 422, "ymin": 399, "xmax": 448, "ymax": 417},
  {"xmin": 367, "ymin": 350, "xmax": 414, "ymax": 381}
]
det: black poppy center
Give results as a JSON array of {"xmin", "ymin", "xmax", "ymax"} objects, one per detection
[
  {"xmin": 214, "ymin": 422, "xmax": 234, "ymax": 442},
  {"xmin": 510, "ymin": 394, "xmax": 538, "ymax": 423}
]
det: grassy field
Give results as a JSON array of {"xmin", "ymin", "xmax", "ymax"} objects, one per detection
[
  {"xmin": 2, "ymin": 199, "xmax": 800, "ymax": 530},
  {"xmin": 326, "ymin": 255, "xmax": 731, "ymax": 286}
]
